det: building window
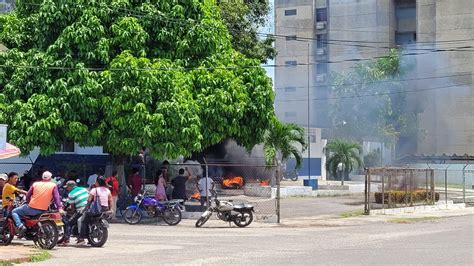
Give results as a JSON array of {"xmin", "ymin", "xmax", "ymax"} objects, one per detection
[
  {"xmin": 316, "ymin": 63, "xmax": 328, "ymax": 74},
  {"xmin": 285, "ymin": 60, "xmax": 297, "ymax": 67},
  {"xmin": 310, "ymin": 134, "xmax": 317, "ymax": 143},
  {"xmin": 316, "ymin": 34, "xmax": 327, "ymax": 48},
  {"xmin": 59, "ymin": 140, "xmax": 75, "ymax": 153},
  {"xmin": 316, "ymin": 8, "xmax": 327, "ymax": 22},
  {"xmin": 284, "ymin": 87, "xmax": 296, "ymax": 93},
  {"xmin": 395, "ymin": 32, "xmax": 416, "ymax": 45},
  {"xmin": 286, "ymin": 35, "xmax": 297, "ymax": 41},
  {"xmin": 285, "ymin": 9, "xmax": 297, "ymax": 16},
  {"xmin": 285, "ymin": 112, "xmax": 297, "ymax": 118}
]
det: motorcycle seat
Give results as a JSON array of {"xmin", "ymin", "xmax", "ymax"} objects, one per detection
[{"xmin": 23, "ymin": 214, "xmax": 42, "ymax": 219}]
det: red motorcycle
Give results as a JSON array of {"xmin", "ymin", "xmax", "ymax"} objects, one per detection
[{"xmin": 0, "ymin": 196, "xmax": 62, "ymax": 250}]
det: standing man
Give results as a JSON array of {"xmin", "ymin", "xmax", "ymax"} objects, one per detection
[
  {"xmin": 127, "ymin": 168, "xmax": 142, "ymax": 196},
  {"xmin": 197, "ymin": 175, "xmax": 214, "ymax": 211},
  {"xmin": 11, "ymin": 171, "xmax": 64, "ymax": 234},
  {"xmin": 60, "ymin": 180, "xmax": 89, "ymax": 245},
  {"xmin": 2, "ymin": 172, "xmax": 27, "ymax": 214},
  {"xmin": 105, "ymin": 171, "xmax": 119, "ymax": 219},
  {"xmin": 87, "ymin": 170, "xmax": 98, "ymax": 190},
  {"xmin": 171, "ymin": 168, "xmax": 191, "ymax": 201}
]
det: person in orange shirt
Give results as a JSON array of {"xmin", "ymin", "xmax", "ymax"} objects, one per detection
[{"xmin": 11, "ymin": 171, "xmax": 64, "ymax": 234}]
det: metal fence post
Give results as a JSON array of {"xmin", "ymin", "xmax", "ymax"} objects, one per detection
[
  {"xmin": 367, "ymin": 170, "xmax": 371, "ymax": 214},
  {"xmin": 204, "ymin": 159, "xmax": 210, "ymax": 209},
  {"xmin": 462, "ymin": 164, "xmax": 468, "ymax": 204},
  {"xmin": 364, "ymin": 168, "xmax": 368, "ymax": 214},
  {"xmin": 445, "ymin": 165, "xmax": 450, "ymax": 207},
  {"xmin": 276, "ymin": 162, "xmax": 281, "ymax": 223},
  {"xmin": 409, "ymin": 169, "xmax": 413, "ymax": 207},
  {"xmin": 431, "ymin": 169, "xmax": 435, "ymax": 204},
  {"xmin": 382, "ymin": 168, "xmax": 385, "ymax": 213}
]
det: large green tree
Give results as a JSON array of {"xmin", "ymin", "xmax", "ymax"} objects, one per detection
[
  {"xmin": 217, "ymin": 0, "xmax": 275, "ymax": 62},
  {"xmin": 0, "ymin": 1, "xmax": 274, "ymax": 162}
]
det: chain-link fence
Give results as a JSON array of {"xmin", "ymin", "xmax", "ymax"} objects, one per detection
[
  {"xmin": 364, "ymin": 165, "xmax": 474, "ymax": 214},
  {"xmin": 145, "ymin": 163, "xmax": 279, "ymax": 221},
  {"xmin": 0, "ymin": 158, "xmax": 282, "ymax": 222}
]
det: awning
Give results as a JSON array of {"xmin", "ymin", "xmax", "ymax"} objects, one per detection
[{"xmin": 0, "ymin": 143, "xmax": 21, "ymax": 159}]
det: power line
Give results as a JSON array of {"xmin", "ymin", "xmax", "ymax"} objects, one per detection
[
  {"xmin": 21, "ymin": 2, "xmax": 474, "ymax": 50},
  {"xmin": 273, "ymin": 72, "xmax": 472, "ymax": 90},
  {"xmin": 9, "ymin": 2, "xmax": 473, "ymax": 71},
  {"xmin": 274, "ymin": 82, "xmax": 473, "ymax": 103}
]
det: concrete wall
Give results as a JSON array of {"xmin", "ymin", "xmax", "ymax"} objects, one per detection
[{"xmin": 416, "ymin": 0, "xmax": 474, "ymax": 155}]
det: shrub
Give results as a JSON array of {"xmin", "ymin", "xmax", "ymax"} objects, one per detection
[{"xmin": 374, "ymin": 190, "xmax": 440, "ymax": 204}]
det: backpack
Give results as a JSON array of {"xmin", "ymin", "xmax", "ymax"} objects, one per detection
[{"xmin": 87, "ymin": 188, "xmax": 102, "ymax": 216}]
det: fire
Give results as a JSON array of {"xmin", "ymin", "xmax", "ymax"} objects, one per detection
[
  {"xmin": 260, "ymin": 180, "xmax": 270, "ymax": 186},
  {"xmin": 221, "ymin": 176, "xmax": 244, "ymax": 189},
  {"xmin": 191, "ymin": 191, "xmax": 201, "ymax": 200}
]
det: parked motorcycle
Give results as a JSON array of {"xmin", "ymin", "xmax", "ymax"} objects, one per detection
[
  {"xmin": 0, "ymin": 195, "xmax": 62, "ymax": 250},
  {"xmin": 195, "ymin": 190, "xmax": 254, "ymax": 228},
  {"xmin": 281, "ymin": 169, "xmax": 299, "ymax": 181},
  {"xmin": 123, "ymin": 194, "xmax": 183, "ymax": 225},
  {"xmin": 58, "ymin": 199, "xmax": 110, "ymax": 247}
]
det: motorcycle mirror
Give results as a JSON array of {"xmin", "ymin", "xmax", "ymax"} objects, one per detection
[{"xmin": 76, "ymin": 179, "xmax": 81, "ymax": 184}]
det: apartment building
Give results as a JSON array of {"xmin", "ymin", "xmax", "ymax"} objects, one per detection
[{"xmin": 274, "ymin": 0, "xmax": 474, "ymax": 156}]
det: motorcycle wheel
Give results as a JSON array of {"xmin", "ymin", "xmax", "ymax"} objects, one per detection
[
  {"xmin": 0, "ymin": 219, "xmax": 14, "ymax": 246},
  {"xmin": 87, "ymin": 221, "xmax": 108, "ymax": 247},
  {"xmin": 195, "ymin": 211, "xmax": 212, "ymax": 228},
  {"xmin": 35, "ymin": 220, "xmax": 59, "ymax": 250},
  {"xmin": 290, "ymin": 175, "xmax": 298, "ymax": 181},
  {"xmin": 123, "ymin": 209, "xmax": 142, "ymax": 225},
  {"xmin": 162, "ymin": 207, "xmax": 182, "ymax": 226},
  {"xmin": 57, "ymin": 225, "xmax": 65, "ymax": 244},
  {"xmin": 233, "ymin": 211, "xmax": 253, "ymax": 228}
]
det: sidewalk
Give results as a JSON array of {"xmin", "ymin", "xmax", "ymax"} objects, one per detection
[
  {"xmin": 280, "ymin": 205, "xmax": 474, "ymax": 228},
  {"xmin": 0, "ymin": 244, "xmax": 38, "ymax": 263}
]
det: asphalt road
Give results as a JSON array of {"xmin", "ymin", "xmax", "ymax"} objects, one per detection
[{"xmin": 24, "ymin": 214, "xmax": 473, "ymax": 266}]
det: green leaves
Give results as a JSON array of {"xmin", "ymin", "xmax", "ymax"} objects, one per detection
[
  {"xmin": 262, "ymin": 118, "xmax": 307, "ymax": 169},
  {"xmin": 0, "ymin": 0, "xmax": 275, "ymax": 159},
  {"xmin": 324, "ymin": 139, "xmax": 363, "ymax": 177}
]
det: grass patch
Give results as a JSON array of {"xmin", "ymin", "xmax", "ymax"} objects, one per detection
[
  {"xmin": 339, "ymin": 210, "xmax": 365, "ymax": 218},
  {"xmin": 0, "ymin": 250, "xmax": 51, "ymax": 266},
  {"xmin": 388, "ymin": 216, "xmax": 441, "ymax": 224},
  {"xmin": 29, "ymin": 251, "xmax": 51, "ymax": 262}
]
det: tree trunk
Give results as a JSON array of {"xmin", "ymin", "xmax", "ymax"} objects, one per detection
[{"xmin": 113, "ymin": 155, "xmax": 128, "ymax": 195}]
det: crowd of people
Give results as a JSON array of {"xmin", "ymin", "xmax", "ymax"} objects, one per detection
[
  {"xmin": 0, "ymin": 163, "xmax": 216, "ymax": 244},
  {"xmin": 0, "ymin": 169, "xmax": 113, "ymax": 246}
]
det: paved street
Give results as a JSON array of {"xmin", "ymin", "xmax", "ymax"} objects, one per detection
[{"xmin": 22, "ymin": 213, "xmax": 473, "ymax": 265}]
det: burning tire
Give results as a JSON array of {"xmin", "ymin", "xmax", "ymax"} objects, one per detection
[{"xmin": 233, "ymin": 211, "xmax": 253, "ymax": 228}]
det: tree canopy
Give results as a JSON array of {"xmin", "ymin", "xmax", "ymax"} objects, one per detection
[
  {"xmin": 218, "ymin": 0, "xmax": 275, "ymax": 62},
  {"xmin": 0, "ymin": 0, "xmax": 275, "ymax": 159}
]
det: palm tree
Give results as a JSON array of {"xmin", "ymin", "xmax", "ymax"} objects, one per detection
[
  {"xmin": 263, "ymin": 119, "xmax": 307, "ymax": 169},
  {"xmin": 324, "ymin": 139, "xmax": 363, "ymax": 185}
]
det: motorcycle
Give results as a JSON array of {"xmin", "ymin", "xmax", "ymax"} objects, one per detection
[
  {"xmin": 123, "ymin": 194, "xmax": 183, "ymax": 226},
  {"xmin": 195, "ymin": 190, "xmax": 254, "ymax": 228},
  {"xmin": 58, "ymin": 199, "xmax": 110, "ymax": 247},
  {"xmin": 0, "ymin": 195, "xmax": 62, "ymax": 250},
  {"xmin": 281, "ymin": 169, "xmax": 299, "ymax": 181}
]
